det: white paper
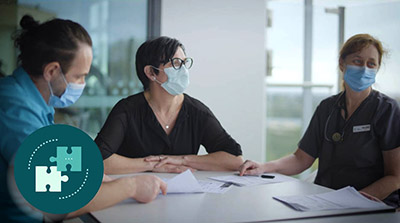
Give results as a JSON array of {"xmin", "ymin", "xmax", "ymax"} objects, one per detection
[
  {"xmin": 273, "ymin": 186, "xmax": 389, "ymax": 211},
  {"xmin": 198, "ymin": 180, "xmax": 233, "ymax": 194},
  {"xmin": 209, "ymin": 173, "xmax": 296, "ymax": 187},
  {"xmin": 163, "ymin": 170, "xmax": 204, "ymax": 194}
]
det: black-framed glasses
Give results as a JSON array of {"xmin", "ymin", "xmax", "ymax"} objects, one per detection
[{"xmin": 169, "ymin": 57, "xmax": 193, "ymax": 70}]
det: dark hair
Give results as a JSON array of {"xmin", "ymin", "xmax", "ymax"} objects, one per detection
[
  {"xmin": 13, "ymin": 15, "xmax": 92, "ymax": 77},
  {"xmin": 135, "ymin": 36, "xmax": 185, "ymax": 90}
]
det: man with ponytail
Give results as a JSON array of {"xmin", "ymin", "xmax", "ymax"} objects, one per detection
[{"xmin": 0, "ymin": 15, "xmax": 166, "ymax": 222}]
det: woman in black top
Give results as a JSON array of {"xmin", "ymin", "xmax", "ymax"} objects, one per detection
[
  {"xmin": 95, "ymin": 36, "xmax": 243, "ymax": 174},
  {"xmin": 239, "ymin": 34, "xmax": 400, "ymax": 207}
]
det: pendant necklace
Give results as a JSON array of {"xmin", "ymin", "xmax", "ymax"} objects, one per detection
[{"xmin": 148, "ymin": 99, "xmax": 176, "ymax": 130}]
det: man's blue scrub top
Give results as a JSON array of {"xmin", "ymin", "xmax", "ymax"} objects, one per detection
[{"xmin": 0, "ymin": 67, "xmax": 54, "ymax": 222}]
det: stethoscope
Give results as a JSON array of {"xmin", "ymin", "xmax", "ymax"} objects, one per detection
[
  {"xmin": 324, "ymin": 90, "xmax": 373, "ymax": 144},
  {"xmin": 324, "ymin": 91, "xmax": 349, "ymax": 143}
]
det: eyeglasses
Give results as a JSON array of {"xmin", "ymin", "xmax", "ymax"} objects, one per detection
[{"xmin": 169, "ymin": 57, "xmax": 193, "ymax": 70}]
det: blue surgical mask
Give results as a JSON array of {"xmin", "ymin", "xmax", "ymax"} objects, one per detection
[
  {"xmin": 152, "ymin": 66, "xmax": 190, "ymax": 95},
  {"xmin": 48, "ymin": 72, "xmax": 85, "ymax": 108},
  {"xmin": 344, "ymin": 65, "xmax": 377, "ymax": 92}
]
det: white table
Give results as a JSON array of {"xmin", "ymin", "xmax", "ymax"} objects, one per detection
[
  {"xmin": 273, "ymin": 212, "xmax": 399, "ymax": 223},
  {"xmin": 91, "ymin": 171, "xmax": 396, "ymax": 223}
]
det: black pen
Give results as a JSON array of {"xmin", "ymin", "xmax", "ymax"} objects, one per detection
[
  {"xmin": 234, "ymin": 173, "xmax": 275, "ymax": 179},
  {"xmin": 260, "ymin": 174, "xmax": 275, "ymax": 179}
]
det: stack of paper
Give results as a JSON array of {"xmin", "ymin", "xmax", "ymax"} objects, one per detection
[
  {"xmin": 209, "ymin": 173, "xmax": 295, "ymax": 187},
  {"xmin": 273, "ymin": 186, "xmax": 390, "ymax": 211},
  {"xmin": 163, "ymin": 170, "xmax": 204, "ymax": 194}
]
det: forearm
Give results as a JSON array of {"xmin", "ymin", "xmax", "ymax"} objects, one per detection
[
  {"xmin": 362, "ymin": 147, "xmax": 400, "ymax": 200},
  {"xmin": 263, "ymin": 149, "xmax": 314, "ymax": 175},
  {"xmin": 263, "ymin": 155, "xmax": 303, "ymax": 175},
  {"xmin": 360, "ymin": 175, "xmax": 400, "ymax": 200},
  {"xmin": 104, "ymin": 153, "xmax": 153, "ymax": 174},
  {"xmin": 67, "ymin": 177, "xmax": 133, "ymax": 218},
  {"xmin": 184, "ymin": 151, "xmax": 244, "ymax": 171}
]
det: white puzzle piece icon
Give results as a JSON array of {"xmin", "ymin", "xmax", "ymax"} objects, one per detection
[{"xmin": 35, "ymin": 166, "xmax": 69, "ymax": 192}]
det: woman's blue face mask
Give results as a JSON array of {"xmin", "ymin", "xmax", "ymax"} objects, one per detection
[
  {"xmin": 151, "ymin": 65, "xmax": 190, "ymax": 96},
  {"xmin": 344, "ymin": 65, "xmax": 377, "ymax": 92}
]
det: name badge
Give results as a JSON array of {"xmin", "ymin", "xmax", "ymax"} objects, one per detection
[{"xmin": 353, "ymin": 124, "xmax": 371, "ymax": 133}]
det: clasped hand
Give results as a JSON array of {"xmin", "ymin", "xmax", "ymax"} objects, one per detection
[
  {"xmin": 144, "ymin": 155, "xmax": 196, "ymax": 173},
  {"xmin": 238, "ymin": 160, "xmax": 265, "ymax": 176}
]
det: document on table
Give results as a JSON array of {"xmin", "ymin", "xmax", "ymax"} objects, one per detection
[
  {"xmin": 209, "ymin": 173, "xmax": 296, "ymax": 187},
  {"xmin": 198, "ymin": 180, "xmax": 233, "ymax": 194},
  {"xmin": 273, "ymin": 186, "xmax": 390, "ymax": 211},
  {"xmin": 163, "ymin": 169, "xmax": 204, "ymax": 194},
  {"xmin": 162, "ymin": 170, "xmax": 232, "ymax": 194}
]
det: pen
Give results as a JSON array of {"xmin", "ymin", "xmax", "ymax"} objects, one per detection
[
  {"xmin": 260, "ymin": 174, "xmax": 275, "ymax": 179},
  {"xmin": 234, "ymin": 173, "xmax": 275, "ymax": 179}
]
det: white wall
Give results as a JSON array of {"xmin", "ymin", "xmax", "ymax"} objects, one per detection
[{"xmin": 161, "ymin": 0, "xmax": 267, "ymax": 162}]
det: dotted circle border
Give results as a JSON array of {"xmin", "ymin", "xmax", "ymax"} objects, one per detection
[
  {"xmin": 58, "ymin": 168, "xmax": 89, "ymax": 200},
  {"xmin": 27, "ymin": 138, "xmax": 58, "ymax": 170}
]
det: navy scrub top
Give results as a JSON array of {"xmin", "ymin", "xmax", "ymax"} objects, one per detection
[{"xmin": 299, "ymin": 90, "xmax": 399, "ymax": 204}]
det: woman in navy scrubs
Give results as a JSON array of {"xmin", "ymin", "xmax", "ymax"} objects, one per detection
[{"xmin": 239, "ymin": 34, "xmax": 400, "ymax": 207}]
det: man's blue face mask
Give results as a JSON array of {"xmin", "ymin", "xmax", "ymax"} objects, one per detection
[
  {"xmin": 344, "ymin": 65, "xmax": 377, "ymax": 92},
  {"xmin": 48, "ymin": 71, "xmax": 85, "ymax": 108}
]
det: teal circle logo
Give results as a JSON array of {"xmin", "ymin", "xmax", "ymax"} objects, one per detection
[{"xmin": 14, "ymin": 124, "xmax": 103, "ymax": 214}]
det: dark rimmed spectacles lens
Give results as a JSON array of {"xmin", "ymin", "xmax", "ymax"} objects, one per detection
[
  {"xmin": 171, "ymin": 58, "xmax": 182, "ymax": 69},
  {"xmin": 184, "ymin": 58, "xmax": 193, "ymax": 69},
  {"xmin": 170, "ymin": 57, "xmax": 193, "ymax": 70}
]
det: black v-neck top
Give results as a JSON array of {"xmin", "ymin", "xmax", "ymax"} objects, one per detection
[
  {"xmin": 95, "ymin": 92, "xmax": 242, "ymax": 159},
  {"xmin": 299, "ymin": 90, "xmax": 399, "ymax": 205}
]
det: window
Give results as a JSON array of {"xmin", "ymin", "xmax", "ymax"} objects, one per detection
[{"xmin": 1, "ymin": 0, "xmax": 152, "ymax": 137}]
